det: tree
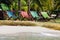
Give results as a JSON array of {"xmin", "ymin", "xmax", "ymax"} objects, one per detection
[
  {"xmin": 0, "ymin": 0, "xmax": 13, "ymax": 5},
  {"xmin": 54, "ymin": 0, "xmax": 60, "ymax": 10},
  {"xmin": 28, "ymin": 0, "xmax": 30, "ymax": 14},
  {"xmin": 29, "ymin": 0, "xmax": 47, "ymax": 11}
]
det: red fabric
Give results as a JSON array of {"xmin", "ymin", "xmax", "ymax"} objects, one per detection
[{"xmin": 20, "ymin": 11, "xmax": 29, "ymax": 18}]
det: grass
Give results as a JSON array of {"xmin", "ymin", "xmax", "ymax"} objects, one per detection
[
  {"xmin": 42, "ymin": 22, "xmax": 60, "ymax": 30},
  {"xmin": 55, "ymin": 18, "xmax": 60, "ymax": 23},
  {"xmin": 0, "ymin": 20, "xmax": 37, "ymax": 26},
  {"xmin": 41, "ymin": 18, "xmax": 60, "ymax": 30},
  {"xmin": 0, "ymin": 18, "xmax": 60, "ymax": 30}
]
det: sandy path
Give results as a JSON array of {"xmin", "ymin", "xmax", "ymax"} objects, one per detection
[
  {"xmin": 0, "ymin": 26, "xmax": 60, "ymax": 40},
  {"xmin": 0, "ymin": 26, "xmax": 60, "ymax": 37}
]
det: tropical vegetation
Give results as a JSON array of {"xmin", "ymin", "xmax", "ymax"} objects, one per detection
[
  {"xmin": 0, "ymin": 0, "xmax": 60, "ymax": 30},
  {"xmin": 0, "ymin": 0, "xmax": 60, "ymax": 12}
]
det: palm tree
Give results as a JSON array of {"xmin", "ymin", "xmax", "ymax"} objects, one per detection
[
  {"xmin": 30, "ymin": 0, "xmax": 43, "ymax": 11},
  {"xmin": 18, "ymin": 0, "xmax": 21, "ymax": 11},
  {"xmin": 28, "ymin": 0, "xmax": 30, "ymax": 14},
  {"xmin": 54, "ymin": 0, "xmax": 60, "ymax": 10},
  {"xmin": 28, "ymin": 0, "xmax": 47, "ymax": 11}
]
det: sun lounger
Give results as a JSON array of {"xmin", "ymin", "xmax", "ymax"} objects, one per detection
[
  {"xmin": 41, "ymin": 12, "xmax": 55, "ymax": 21},
  {"xmin": 19, "ymin": 11, "xmax": 31, "ymax": 20},
  {"xmin": 20, "ymin": 11, "xmax": 30, "ymax": 18},
  {"xmin": 6, "ymin": 11, "xmax": 17, "ymax": 20},
  {"xmin": 41, "ymin": 12, "xmax": 51, "ymax": 19},
  {"xmin": 30, "ymin": 11, "xmax": 41, "ymax": 21}
]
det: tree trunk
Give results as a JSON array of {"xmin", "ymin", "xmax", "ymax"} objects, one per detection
[
  {"xmin": 18, "ymin": 0, "xmax": 21, "ymax": 19},
  {"xmin": 28, "ymin": 0, "xmax": 30, "ymax": 14},
  {"xmin": 28, "ymin": 0, "xmax": 33, "ymax": 20},
  {"xmin": 18, "ymin": 0, "xmax": 21, "ymax": 11}
]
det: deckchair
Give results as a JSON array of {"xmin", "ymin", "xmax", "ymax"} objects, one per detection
[
  {"xmin": 0, "ymin": 10, "xmax": 4, "ymax": 20},
  {"xmin": 30, "ymin": 11, "xmax": 42, "ymax": 21},
  {"xmin": 19, "ymin": 11, "xmax": 30, "ymax": 20},
  {"xmin": 41, "ymin": 12, "xmax": 51, "ymax": 19},
  {"xmin": 41, "ymin": 12, "xmax": 55, "ymax": 21},
  {"xmin": 20, "ymin": 11, "xmax": 29, "ymax": 18},
  {"xmin": 6, "ymin": 11, "xmax": 17, "ymax": 20}
]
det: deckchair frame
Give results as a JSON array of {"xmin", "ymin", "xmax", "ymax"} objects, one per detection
[
  {"xmin": 40, "ymin": 12, "xmax": 56, "ymax": 22},
  {"xmin": 4, "ymin": 11, "xmax": 18, "ymax": 20},
  {"xmin": 30, "ymin": 11, "xmax": 43, "ymax": 21}
]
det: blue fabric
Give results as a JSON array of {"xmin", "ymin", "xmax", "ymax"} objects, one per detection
[
  {"xmin": 7, "ymin": 11, "xmax": 17, "ymax": 18},
  {"xmin": 7, "ymin": 11, "xmax": 13, "ymax": 17}
]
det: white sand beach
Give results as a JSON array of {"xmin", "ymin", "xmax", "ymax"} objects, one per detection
[{"xmin": 0, "ymin": 26, "xmax": 60, "ymax": 40}]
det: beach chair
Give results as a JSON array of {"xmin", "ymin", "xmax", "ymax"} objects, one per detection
[
  {"xmin": 41, "ymin": 12, "xmax": 55, "ymax": 21},
  {"xmin": 20, "ymin": 11, "xmax": 29, "ymax": 18},
  {"xmin": 6, "ymin": 11, "xmax": 17, "ymax": 20},
  {"xmin": 19, "ymin": 11, "xmax": 30, "ymax": 20},
  {"xmin": 30, "ymin": 11, "xmax": 42, "ymax": 21},
  {"xmin": 0, "ymin": 10, "xmax": 4, "ymax": 20}
]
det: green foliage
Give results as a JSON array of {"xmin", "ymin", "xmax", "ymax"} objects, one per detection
[
  {"xmin": 1, "ymin": 0, "xmax": 60, "ymax": 18},
  {"xmin": 2, "ymin": 0, "xmax": 59, "ymax": 11},
  {"xmin": 1, "ymin": 0, "xmax": 60, "ymax": 11},
  {"xmin": 54, "ymin": 0, "xmax": 60, "ymax": 10}
]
